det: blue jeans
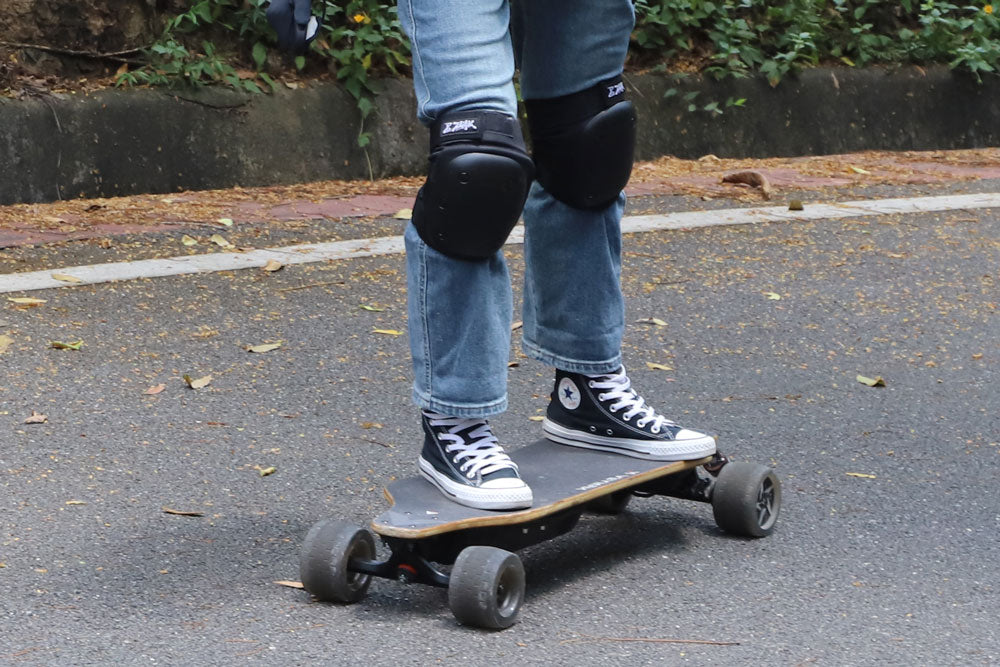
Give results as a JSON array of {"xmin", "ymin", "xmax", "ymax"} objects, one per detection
[{"xmin": 401, "ymin": 0, "xmax": 635, "ymax": 417}]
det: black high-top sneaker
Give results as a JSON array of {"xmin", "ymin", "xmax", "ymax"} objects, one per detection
[
  {"xmin": 418, "ymin": 412, "xmax": 533, "ymax": 510},
  {"xmin": 543, "ymin": 367, "xmax": 716, "ymax": 460}
]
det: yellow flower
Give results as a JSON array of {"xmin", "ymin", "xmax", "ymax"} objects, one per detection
[
  {"xmin": 986, "ymin": 4, "xmax": 994, "ymax": 13},
  {"xmin": 353, "ymin": 13, "xmax": 370, "ymax": 23}
]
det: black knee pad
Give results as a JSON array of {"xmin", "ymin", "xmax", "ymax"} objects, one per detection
[
  {"xmin": 525, "ymin": 77, "xmax": 637, "ymax": 210},
  {"xmin": 412, "ymin": 110, "xmax": 534, "ymax": 261}
]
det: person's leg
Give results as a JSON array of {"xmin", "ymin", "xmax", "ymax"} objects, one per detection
[
  {"xmin": 399, "ymin": 0, "xmax": 531, "ymax": 509},
  {"xmin": 513, "ymin": 0, "xmax": 634, "ymax": 372},
  {"xmin": 514, "ymin": 0, "xmax": 716, "ymax": 460}
]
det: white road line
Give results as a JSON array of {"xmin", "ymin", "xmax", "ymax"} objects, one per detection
[{"xmin": 1, "ymin": 191, "xmax": 998, "ymax": 294}]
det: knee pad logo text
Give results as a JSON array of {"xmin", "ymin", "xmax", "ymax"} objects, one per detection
[{"xmin": 441, "ymin": 119, "xmax": 478, "ymax": 135}]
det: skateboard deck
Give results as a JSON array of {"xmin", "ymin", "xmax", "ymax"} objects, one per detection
[{"xmin": 373, "ymin": 438, "xmax": 713, "ymax": 539}]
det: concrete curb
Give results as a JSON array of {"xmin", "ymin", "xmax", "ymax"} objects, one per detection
[{"xmin": 1, "ymin": 66, "xmax": 998, "ymax": 206}]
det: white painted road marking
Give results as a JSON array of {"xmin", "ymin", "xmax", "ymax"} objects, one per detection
[{"xmin": 1, "ymin": 192, "xmax": 998, "ymax": 294}]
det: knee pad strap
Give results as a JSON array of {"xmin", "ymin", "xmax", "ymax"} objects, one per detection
[{"xmin": 525, "ymin": 77, "xmax": 637, "ymax": 210}]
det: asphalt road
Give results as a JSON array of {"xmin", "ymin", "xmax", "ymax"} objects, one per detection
[{"xmin": 1, "ymin": 183, "xmax": 998, "ymax": 665}]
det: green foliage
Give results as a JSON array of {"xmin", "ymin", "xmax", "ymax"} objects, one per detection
[
  {"xmin": 117, "ymin": 0, "xmax": 999, "ymax": 129},
  {"xmin": 116, "ymin": 0, "xmax": 408, "ymax": 148},
  {"xmin": 631, "ymin": 0, "xmax": 1000, "ymax": 83}
]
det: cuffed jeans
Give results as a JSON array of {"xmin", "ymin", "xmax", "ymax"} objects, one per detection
[{"xmin": 400, "ymin": 0, "xmax": 635, "ymax": 417}]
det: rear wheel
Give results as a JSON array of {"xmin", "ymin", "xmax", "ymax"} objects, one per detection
[
  {"xmin": 711, "ymin": 462, "xmax": 781, "ymax": 537},
  {"xmin": 300, "ymin": 519, "xmax": 376, "ymax": 603},
  {"xmin": 448, "ymin": 546, "xmax": 525, "ymax": 629}
]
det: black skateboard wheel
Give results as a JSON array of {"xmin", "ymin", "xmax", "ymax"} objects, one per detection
[
  {"xmin": 300, "ymin": 519, "xmax": 376, "ymax": 603},
  {"xmin": 711, "ymin": 462, "xmax": 781, "ymax": 537},
  {"xmin": 448, "ymin": 546, "xmax": 525, "ymax": 630}
]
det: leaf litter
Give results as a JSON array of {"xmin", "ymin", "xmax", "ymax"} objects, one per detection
[{"xmin": 3, "ymin": 148, "xmax": 997, "ymax": 240}]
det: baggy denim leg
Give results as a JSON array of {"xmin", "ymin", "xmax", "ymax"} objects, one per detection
[
  {"xmin": 405, "ymin": 225, "xmax": 513, "ymax": 416},
  {"xmin": 398, "ymin": 0, "xmax": 519, "ymax": 416},
  {"xmin": 398, "ymin": 0, "xmax": 636, "ymax": 413},
  {"xmin": 399, "ymin": 0, "xmax": 516, "ymax": 124},
  {"xmin": 515, "ymin": 0, "xmax": 635, "ymax": 372},
  {"xmin": 521, "ymin": 189, "xmax": 626, "ymax": 374}
]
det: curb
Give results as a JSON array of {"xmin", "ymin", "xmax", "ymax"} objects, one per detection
[{"xmin": 2, "ymin": 66, "xmax": 998, "ymax": 206}]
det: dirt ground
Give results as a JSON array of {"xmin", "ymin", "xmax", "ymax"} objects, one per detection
[{"xmin": 0, "ymin": 0, "xmax": 182, "ymax": 96}]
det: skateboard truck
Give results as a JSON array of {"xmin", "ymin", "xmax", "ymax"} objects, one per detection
[
  {"xmin": 299, "ymin": 442, "xmax": 780, "ymax": 630},
  {"xmin": 703, "ymin": 451, "xmax": 730, "ymax": 476},
  {"xmin": 346, "ymin": 539, "xmax": 450, "ymax": 588},
  {"xmin": 632, "ymin": 450, "xmax": 730, "ymax": 503}
]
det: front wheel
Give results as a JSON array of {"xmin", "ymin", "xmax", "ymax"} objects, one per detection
[
  {"xmin": 299, "ymin": 519, "xmax": 376, "ymax": 603},
  {"xmin": 711, "ymin": 462, "xmax": 781, "ymax": 537},
  {"xmin": 448, "ymin": 546, "xmax": 525, "ymax": 629}
]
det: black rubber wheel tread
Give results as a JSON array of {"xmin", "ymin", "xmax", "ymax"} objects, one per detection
[
  {"xmin": 448, "ymin": 546, "xmax": 525, "ymax": 629},
  {"xmin": 711, "ymin": 462, "xmax": 781, "ymax": 537},
  {"xmin": 299, "ymin": 519, "xmax": 376, "ymax": 603},
  {"xmin": 586, "ymin": 490, "xmax": 633, "ymax": 514}
]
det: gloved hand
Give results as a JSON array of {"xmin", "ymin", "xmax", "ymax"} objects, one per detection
[{"xmin": 266, "ymin": 0, "xmax": 319, "ymax": 54}]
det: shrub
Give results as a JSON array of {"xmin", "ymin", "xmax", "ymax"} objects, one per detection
[
  {"xmin": 630, "ymin": 0, "xmax": 1000, "ymax": 84},
  {"xmin": 117, "ymin": 0, "xmax": 1000, "ymax": 131}
]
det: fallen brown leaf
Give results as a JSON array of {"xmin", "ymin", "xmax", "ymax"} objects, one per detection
[
  {"xmin": 183, "ymin": 374, "xmax": 213, "ymax": 389},
  {"xmin": 247, "ymin": 342, "xmax": 282, "ymax": 353},
  {"xmin": 209, "ymin": 234, "xmax": 233, "ymax": 248},
  {"xmin": 856, "ymin": 374, "xmax": 886, "ymax": 387},
  {"xmin": 144, "ymin": 383, "xmax": 166, "ymax": 395},
  {"xmin": 24, "ymin": 411, "xmax": 48, "ymax": 424},
  {"xmin": 646, "ymin": 362, "xmax": 674, "ymax": 371},
  {"xmin": 721, "ymin": 170, "xmax": 773, "ymax": 199},
  {"xmin": 7, "ymin": 297, "xmax": 47, "ymax": 306},
  {"xmin": 51, "ymin": 273, "xmax": 82, "ymax": 283}
]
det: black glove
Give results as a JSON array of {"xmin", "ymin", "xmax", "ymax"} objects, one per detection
[{"xmin": 266, "ymin": 0, "xmax": 318, "ymax": 54}]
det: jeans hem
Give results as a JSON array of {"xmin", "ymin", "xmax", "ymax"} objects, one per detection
[
  {"xmin": 412, "ymin": 388, "xmax": 508, "ymax": 419},
  {"xmin": 522, "ymin": 337, "xmax": 622, "ymax": 374}
]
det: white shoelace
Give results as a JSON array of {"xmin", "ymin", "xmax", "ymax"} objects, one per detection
[
  {"xmin": 425, "ymin": 413, "xmax": 519, "ymax": 479},
  {"xmin": 588, "ymin": 368, "xmax": 677, "ymax": 434}
]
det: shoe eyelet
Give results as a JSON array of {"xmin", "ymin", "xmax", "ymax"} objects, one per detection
[
  {"xmin": 651, "ymin": 427, "xmax": 661, "ymax": 434},
  {"xmin": 588, "ymin": 381, "xmax": 596, "ymax": 388},
  {"xmin": 622, "ymin": 414, "xmax": 631, "ymax": 422},
  {"xmin": 597, "ymin": 393, "xmax": 607, "ymax": 401},
  {"xmin": 589, "ymin": 426, "xmax": 597, "ymax": 433},
  {"xmin": 606, "ymin": 429, "xmax": 613, "ymax": 435}
]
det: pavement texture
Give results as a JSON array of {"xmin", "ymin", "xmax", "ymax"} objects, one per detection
[{"xmin": 0, "ymin": 153, "xmax": 998, "ymax": 665}]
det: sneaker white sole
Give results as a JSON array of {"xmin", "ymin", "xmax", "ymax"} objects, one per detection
[
  {"xmin": 417, "ymin": 457, "xmax": 533, "ymax": 511},
  {"xmin": 542, "ymin": 419, "xmax": 716, "ymax": 461}
]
